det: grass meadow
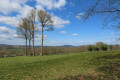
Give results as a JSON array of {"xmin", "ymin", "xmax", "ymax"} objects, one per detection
[{"xmin": 0, "ymin": 51, "xmax": 120, "ymax": 80}]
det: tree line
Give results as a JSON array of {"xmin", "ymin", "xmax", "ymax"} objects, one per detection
[
  {"xmin": 87, "ymin": 42, "xmax": 120, "ymax": 51},
  {"xmin": 0, "ymin": 42, "xmax": 120, "ymax": 57}
]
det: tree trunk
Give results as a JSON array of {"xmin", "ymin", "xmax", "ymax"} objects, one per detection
[
  {"xmin": 32, "ymin": 19, "xmax": 35, "ymax": 56},
  {"xmin": 32, "ymin": 23, "xmax": 35, "ymax": 56},
  {"xmin": 41, "ymin": 24, "xmax": 43, "ymax": 56},
  {"xmin": 25, "ymin": 38, "xmax": 28, "ymax": 56},
  {"xmin": 32, "ymin": 35, "xmax": 35, "ymax": 56},
  {"xmin": 29, "ymin": 38, "xmax": 31, "ymax": 56}
]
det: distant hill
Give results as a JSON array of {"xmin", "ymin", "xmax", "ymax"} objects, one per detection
[
  {"xmin": 0, "ymin": 44, "xmax": 23, "ymax": 49},
  {"xmin": 63, "ymin": 45, "xmax": 73, "ymax": 48},
  {"xmin": 0, "ymin": 44, "xmax": 74, "ymax": 49},
  {"xmin": 0, "ymin": 44, "xmax": 11, "ymax": 46}
]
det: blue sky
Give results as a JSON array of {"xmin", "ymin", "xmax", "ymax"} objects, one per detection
[{"xmin": 0, "ymin": 0, "xmax": 118, "ymax": 46}]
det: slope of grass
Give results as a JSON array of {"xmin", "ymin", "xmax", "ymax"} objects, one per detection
[{"xmin": 0, "ymin": 51, "xmax": 120, "ymax": 80}]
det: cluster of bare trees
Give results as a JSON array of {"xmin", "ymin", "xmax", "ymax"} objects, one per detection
[{"xmin": 17, "ymin": 9, "xmax": 54, "ymax": 56}]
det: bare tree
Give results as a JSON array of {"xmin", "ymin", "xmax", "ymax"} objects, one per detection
[
  {"xmin": 28, "ymin": 26, "xmax": 32, "ymax": 56},
  {"xmin": 24, "ymin": 17, "xmax": 32, "ymax": 56},
  {"xmin": 37, "ymin": 10, "xmax": 54, "ymax": 56},
  {"xmin": 28, "ymin": 9, "xmax": 38, "ymax": 56},
  {"xmin": 17, "ymin": 18, "xmax": 30, "ymax": 56}
]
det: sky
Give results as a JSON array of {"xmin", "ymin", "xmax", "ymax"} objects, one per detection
[{"xmin": 0, "ymin": 0, "xmax": 119, "ymax": 46}]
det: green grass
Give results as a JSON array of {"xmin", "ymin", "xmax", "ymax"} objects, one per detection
[{"xmin": 0, "ymin": 51, "xmax": 120, "ymax": 80}]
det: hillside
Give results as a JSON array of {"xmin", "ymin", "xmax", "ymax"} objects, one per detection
[{"xmin": 0, "ymin": 51, "xmax": 120, "ymax": 80}]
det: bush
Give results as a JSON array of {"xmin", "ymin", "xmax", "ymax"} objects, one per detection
[
  {"xmin": 109, "ymin": 45, "xmax": 114, "ymax": 51},
  {"xmin": 94, "ymin": 45, "xmax": 99, "ymax": 51},
  {"xmin": 100, "ymin": 44, "xmax": 108, "ymax": 51},
  {"xmin": 87, "ymin": 45, "xmax": 94, "ymax": 51}
]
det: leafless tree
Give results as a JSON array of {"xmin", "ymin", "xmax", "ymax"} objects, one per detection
[
  {"xmin": 17, "ymin": 18, "xmax": 30, "ymax": 56},
  {"xmin": 28, "ymin": 27, "xmax": 32, "ymax": 56},
  {"xmin": 28, "ymin": 9, "xmax": 38, "ymax": 56},
  {"xmin": 37, "ymin": 10, "xmax": 54, "ymax": 56},
  {"xmin": 24, "ymin": 17, "xmax": 32, "ymax": 56}
]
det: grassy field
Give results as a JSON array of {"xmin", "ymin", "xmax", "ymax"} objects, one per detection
[{"xmin": 0, "ymin": 51, "xmax": 120, "ymax": 80}]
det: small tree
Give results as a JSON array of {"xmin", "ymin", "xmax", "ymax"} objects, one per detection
[
  {"xmin": 17, "ymin": 18, "xmax": 29, "ymax": 56},
  {"xmin": 109, "ymin": 45, "xmax": 114, "ymax": 51},
  {"xmin": 101, "ymin": 44, "xmax": 108, "ymax": 51},
  {"xmin": 96, "ymin": 42, "xmax": 108, "ymax": 51},
  {"xmin": 37, "ymin": 10, "xmax": 54, "ymax": 56},
  {"xmin": 27, "ymin": 18, "xmax": 32, "ymax": 56},
  {"xmin": 114, "ymin": 44, "xmax": 120, "ymax": 50},
  {"xmin": 87, "ymin": 45, "xmax": 94, "ymax": 51},
  {"xmin": 28, "ymin": 9, "xmax": 38, "ymax": 56},
  {"xmin": 94, "ymin": 45, "xmax": 99, "ymax": 51}
]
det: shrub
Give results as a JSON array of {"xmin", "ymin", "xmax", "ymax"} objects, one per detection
[
  {"xmin": 87, "ymin": 45, "xmax": 94, "ymax": 51},
  {"xmin": 94, "ymin": 45, "xmax": 99, "ymax": 51},
  {"xmin": 109, "ymin": 45, "xmax": 114, "ymax": 51},
  {"xmin": 101, "ymin": 44, "xmax": 108, "ymax": 51}
]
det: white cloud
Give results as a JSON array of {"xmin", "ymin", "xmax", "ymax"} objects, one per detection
[
  {"xmin": 0, "ymin": 5, "xmax": 33, "ymax": 27},
  {"xmin": 0, "ymin": 26, "xmax": 16, "ymax": 34},
  {"xmin": 0, "ymin": 0, "xmax": 69, "ymax": 29},
  {"xmin": 0, "ymin": 34, "xmax": 9, "ymax": 38},
  {"xmin": 80, "ymin": 41, "xmax": 85, "ymax": 43},
  {"xmin": 76, "ymin": 13, "xmax": 84, "ymax": 19},
  {"xmin": 37, "ymin": 12, "xmax": 70, "ymax": 28},
  {"xmin": 17, "ymin": 5, "xmax": 33, "ymax": 19},
  {"xmin": 12, "ymin": 34, "xmax": 23, "ymax": 38},
  {"xmin": 72, "ymin": 33, "xmax": 78, "ymax": 36},
  {"xmin": 35, "ymin": 34, "xmax": 48, "ymax": 40},
  {"xmin": 0, "ymin": 1, "xmax": 34, "ymax": 27},
  {"xmin": 0, "ymin": 32, "xmax": 20, "ymax": 41},
  {"xmin": 0, "ymin": 0, "xmax": 71, "ymax": 45},
  {"xmin": 52, "ymin": 15, "xmax": 70, "ymax": 28},
  {"xmin": 50, "ymin": 41, "xmax": 55, "ymax": 43},
  {"xmin": 54, "ymin": 0, "xmax": 66, "ymax": 9},
  {"xmin": 36, "ymin": 0, "xmax": 66, "ymax": 10},
  {"xmin": 0, "ymin": 0, "xmax": 35, "ymax": 27},
  {"xmin": 35, "ymin": 5, "xmax": 44, "ymax": 10},
  {"xmin": 0, "ymin": 15, "xmax": 19, "ymax": 27},
  {"xmin": 60, "ymin": 31, "xmax": 67, "ymax": 34},
  {"xmin": 35, "ymin": 0, "xmax": 69, "ymax": 29},
  {"xmin": 0, "ymin": 0, "xmax": 28, "ymax": 15},
  {"xmin": 0, "ymin": 33, "xmax": 25, "ymax": 45},
  {"xmin": 0, "ymin": 26, "xmax": 19, "ymax": 43}
]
